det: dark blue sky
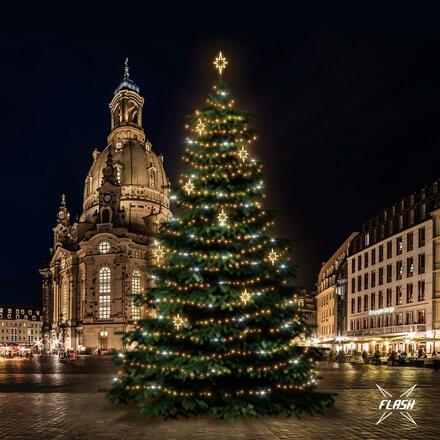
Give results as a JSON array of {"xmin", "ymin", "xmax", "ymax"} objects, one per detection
[{"xmin": 1, "ymin": 3, "xmax": 440, "ymax": 305}]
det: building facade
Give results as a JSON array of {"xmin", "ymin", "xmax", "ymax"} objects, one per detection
[
  {"xmin": 295, "ymin": 289, "xmax": 317, "ymax": 337},
  {"xmin": 0, "ymin": 306, "xmax": 43, "ymax": 346},
  {"xmin": 40, "ymin": 62, "xmax": 171, "ymax": 351},
  {"xmin": 346, "ymin": 179, "xmax": 440, "ymax": 354},
  {"xmin": 316, "ymin": 233, "xmax": 357, "ymax": 344}
]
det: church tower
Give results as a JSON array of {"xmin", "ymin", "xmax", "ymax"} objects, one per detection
[{"xmin": 40, "ymin": 61, "xmax": 171, "ymax": 351}]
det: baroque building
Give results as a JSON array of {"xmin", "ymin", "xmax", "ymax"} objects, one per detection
[{"xmin": 40, "ymin": 62, "xmax": 171, "ymax": 351}]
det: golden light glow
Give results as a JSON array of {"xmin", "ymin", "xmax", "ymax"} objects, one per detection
[
  {"xmin": 172, "ymin": 313, "xmax": 186, "ymax": 330},
  {"xmin": 268, "ymin": 248, "xmax": 280, "ymax": 265},
  {"xmin": 237, "ymin": 146, "xmax": 249, "ymax": 162},
  {"xmin": 183, "ymin": 179, "xmax": 195, "ymax": 195},
  {"xmin": 217, "ymin": 209, "xmax": 228, "ymax": 226},
  {"xmin": 195, "ymin": 119, "xmax": 206, "ymax": 136},
  {"xmin": 240, "ymin": 288, "xmax": 252, "ymax": 305},
  {"xmin": 213, "ymin": 51, "xmax": 228, "ymax": 75}
]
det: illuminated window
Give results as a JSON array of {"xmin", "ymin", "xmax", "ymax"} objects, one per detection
[
  {"xmin": 115, "ymin": 165, "xmax": 122, "ymax": 183},
  {"xmin": 149, "ymin": 168, "xmax": 156, "ymax": 188},
  {"xmin": 62, "ymin": 283, "xmax": 68, "ymax": 321},
  {"xmin": 98, "ymin": 241, "xmax": 111, "ymax": 254},
  {"xmin": 131, "ymin": 270, "xmax": 141, "ymax": 320},
  {"xmin": 99, "ymin": 267, "xmax": 111, "ymax": 319}
]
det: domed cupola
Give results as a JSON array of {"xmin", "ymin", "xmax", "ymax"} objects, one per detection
[
  {"xmin": 108, "ymin": 58, "xmax": 145, "ymax": 145},
  {"xmin": 80, "ymin": 60, "xmax": 171, "ymax": 234},
  {"xmin": 114, "ymin": 57, "xmax": 140, "ymax": 95}
]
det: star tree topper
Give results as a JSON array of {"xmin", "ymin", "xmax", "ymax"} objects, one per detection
[{"xmin": 213, "ymin": 51, "xmax": 228, "ymax": 75}]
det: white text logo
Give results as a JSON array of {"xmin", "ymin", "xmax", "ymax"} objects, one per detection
[{"xmin": 375, "ymin": 384, "xmax": 417, "ymax": 426}]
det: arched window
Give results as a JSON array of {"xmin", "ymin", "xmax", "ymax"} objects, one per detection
[
  {"xmin": 101, "ymin": 208, "xmax": 111, "ymax": 224},
  {"xmin": 99, "ymin": 267, "xmax": 111, "ymax": 319},
  {"xmin": 131, "ymin": 270, "xmax": 141, "ymax": 320},
  {"xmin": 62, "ymin": 282, "xmax": 68, "ymax": 322},
  {"xmin": 127, "ymin": 100, "xmax": 138, "ymax": 124},
  {"xmin": 98, "ymin": 241, "xmax": 111, "ymax": 254},
  {"xmin": 113, "ymin": 104, "xmax": 121, "ymax": 127},
  {"xmin": 115, "ymin": 164, "xmax": 122, "ymax": 184},
  {"xmin": 149, "ymin": 168, "xmax": 156, "ymax": 188}
]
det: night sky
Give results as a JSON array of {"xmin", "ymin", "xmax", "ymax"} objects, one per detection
[{"xmin": 1, "ymin": 4, "xmax": 440, "ymax": 305}]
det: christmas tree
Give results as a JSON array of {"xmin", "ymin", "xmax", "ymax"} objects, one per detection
[{"xmin": 109, "ymin": 52, "xmax": 333, "ymax": 419}]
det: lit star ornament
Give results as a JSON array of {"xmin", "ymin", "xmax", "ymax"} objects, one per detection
[
  {"xmin": 238, "ymin": 146, "xmax": 249, "ymax": 162},
  {"xmin": 153, "ymin": 245, "xmax": 165, "ymax": 263},
  {"xmin": 195, "ymin": 119, "xmax": 206, "ymax": 136},
  {"xmin": 183, "ymin": 179, "xmax": 195, "ymax": 195},
  {"xmin": 217, "ymin": 209, "xmax": 228, "ymax": 226},
  {"xmin": 268, "ymin": 248, "xmax": 280, "ymax": 265},
  {"xmin": 213, "ymin": 51, "xmax": 228, "ymax": 75},
  {"xmin": 241, "ymin": 289, "xmax": 253, "ymax": 305},
  {"xmin": 172, "ymin": 313, "xmax": 186, "ymax": 330}
]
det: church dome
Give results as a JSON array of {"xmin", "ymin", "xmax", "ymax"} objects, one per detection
[
  {"xmin": 81, "ymin": 140, "xmax": 170, "ymax": 234},
  {"xmin": 80, "ymin": 62, "xmax": 171, "ymax": 234}
]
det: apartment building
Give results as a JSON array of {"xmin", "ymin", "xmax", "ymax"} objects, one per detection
[{"xmin": 346, "ymin": 179, "xmax": 440, "ymax": 354}]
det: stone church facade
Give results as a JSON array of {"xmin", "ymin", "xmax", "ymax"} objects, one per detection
[{"xmin": 40, "ymin": 63, "xmax": 171, "ymax": 351}]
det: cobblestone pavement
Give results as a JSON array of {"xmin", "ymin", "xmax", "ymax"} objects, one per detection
[{"xmin": 0, "ymin": 357, "xmax": 439, "ymax": 440}]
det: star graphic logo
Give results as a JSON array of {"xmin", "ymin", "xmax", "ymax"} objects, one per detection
[{"xmin": 375, "ymin": 384, "xmax": 417, "ymax": 426}]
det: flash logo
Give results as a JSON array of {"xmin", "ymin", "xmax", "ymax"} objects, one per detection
[{"xmin": 375, "ymin": 384, "xmax": 417, "ymax": 425}]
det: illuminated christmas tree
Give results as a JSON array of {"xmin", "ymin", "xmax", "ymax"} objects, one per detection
[{"xmin": 109, "ymin": 52, "xmax": 333, "ymax": 419}]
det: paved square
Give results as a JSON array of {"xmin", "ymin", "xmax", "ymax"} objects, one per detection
[{"xmin": 0, "ymin": 358, "xmax": 438, "ymax": 439}]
